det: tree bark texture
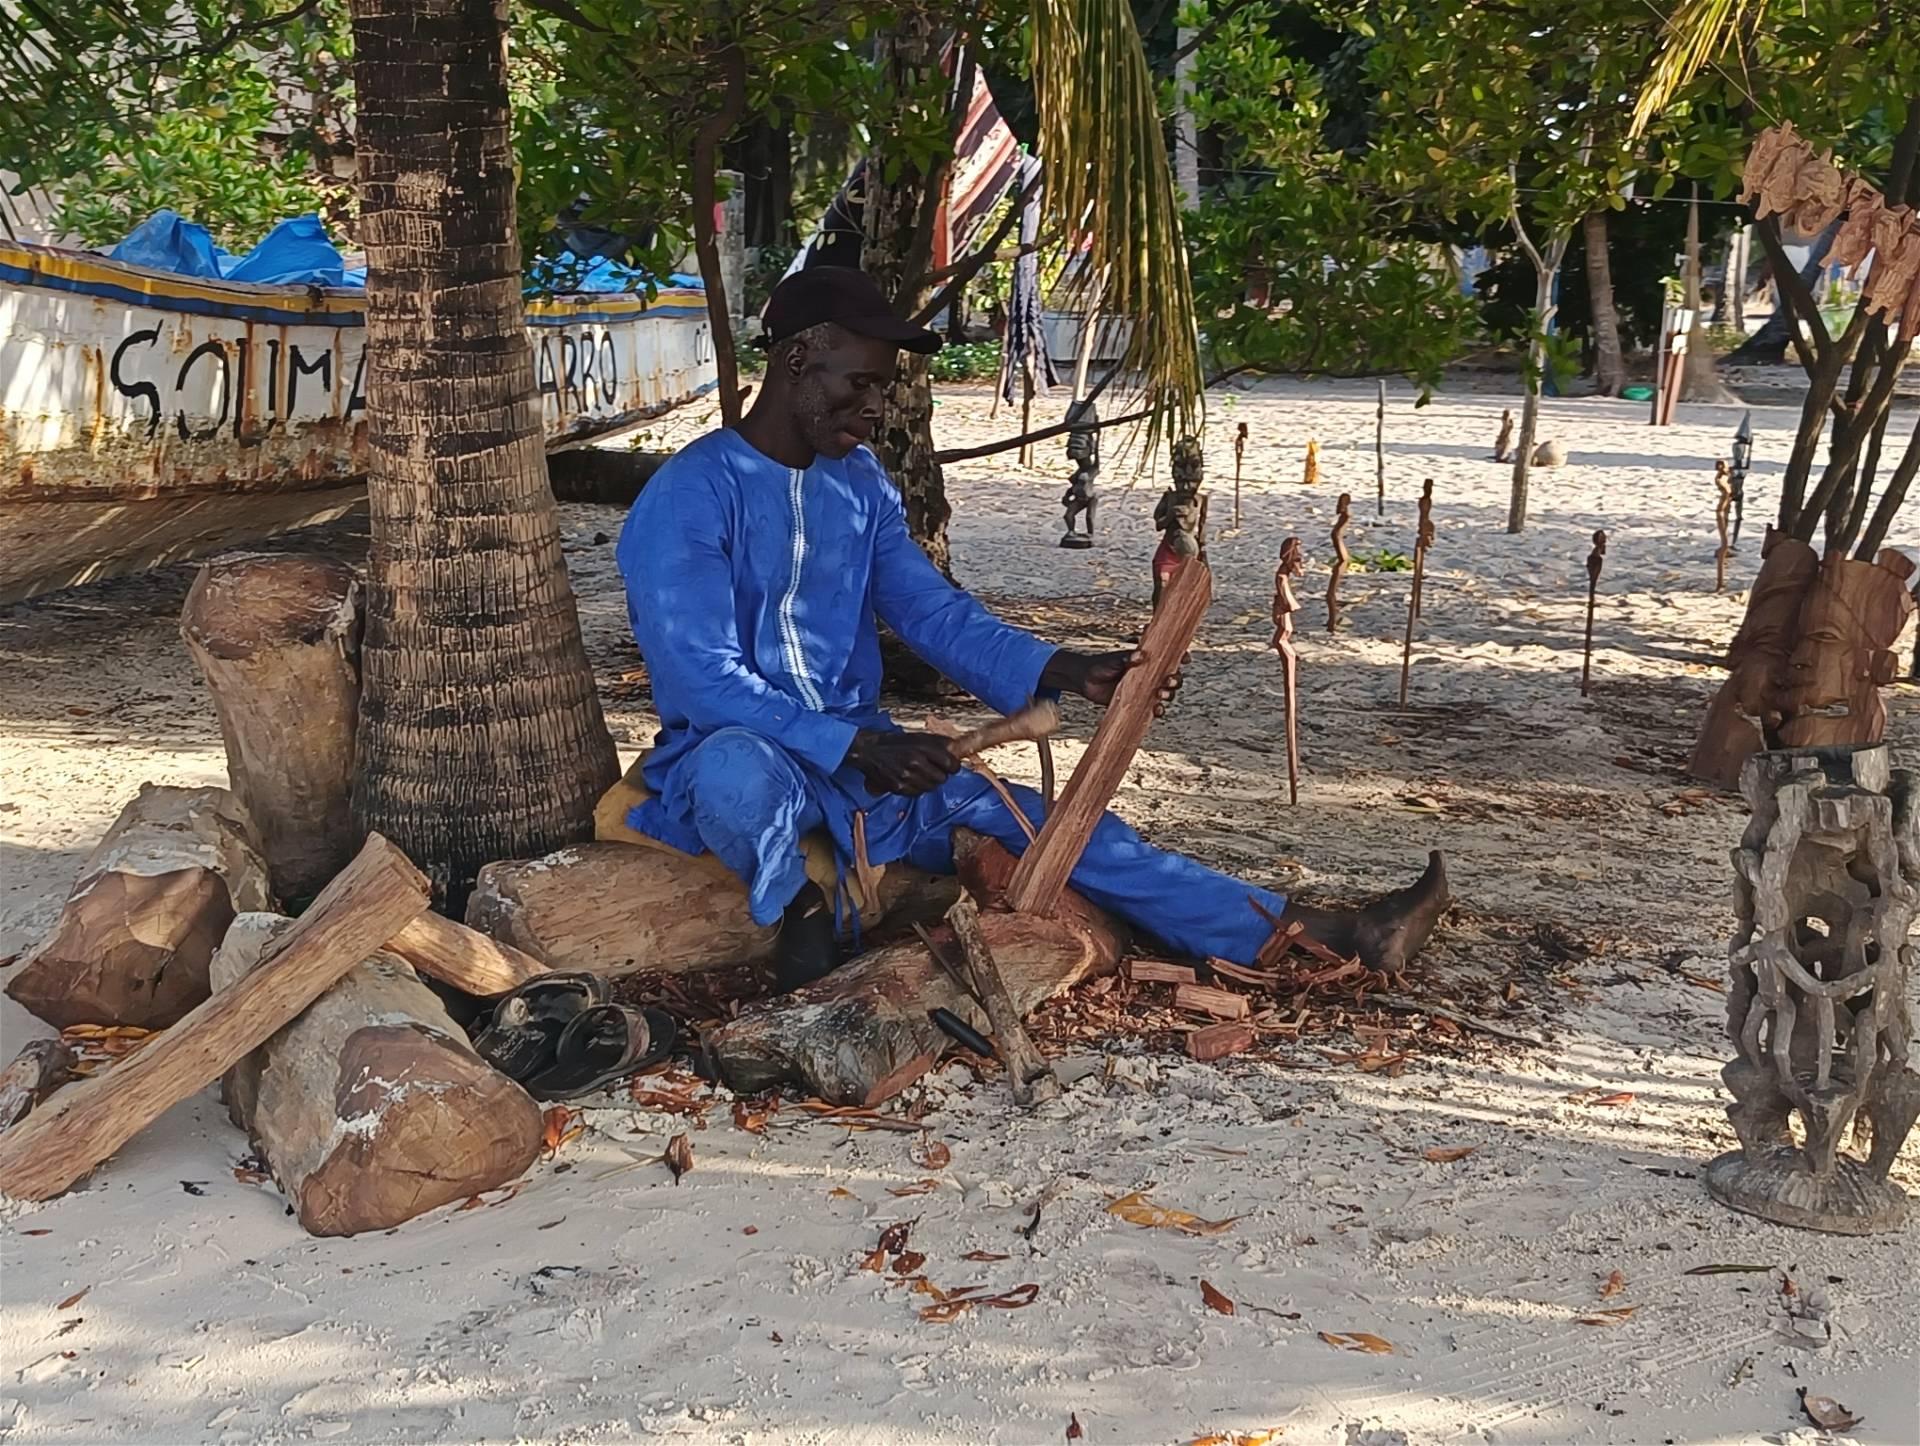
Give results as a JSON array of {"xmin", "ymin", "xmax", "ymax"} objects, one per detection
[
  {"xmin": 691, "ymin": 44, "xmax": 747, "ymax": 426},
  {"xmin": 863, "ymin": 13, "xmax": 953, "ymax": 572},
  {"xmin": 1508, "ymin": 255, "xmax": 1561, "ymax": 534},
  {"xmin": 5, "ymin": 785, "xmax": 272, "ymax": 1030},
  {"xmin": 1681, "ymin": 187, "xmax": 1738, "ymax": 405},
  {"xmin": 348, "ymin": 0, "xmax": 619, "ymax": 912},
  {"xmin": 180, "ymin": 552, "xmax": 361, "ymax": 905},
  {"xmin": 214, "ymin": 913, "xmax": 542, "ymax": 1236},
  {"xmin": 1581, "ymin": 210, "xmax": 1624, "ymax": 398}
]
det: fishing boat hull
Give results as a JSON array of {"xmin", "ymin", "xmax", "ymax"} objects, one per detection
[{"xmin": 0, "ymin": 240, "xmax": 716, "ymax": 603}]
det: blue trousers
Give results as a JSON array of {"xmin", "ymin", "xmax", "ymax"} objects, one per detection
[{"xmin": 683, "ymin": 727, "xmax": 1287, "ymax": 965}]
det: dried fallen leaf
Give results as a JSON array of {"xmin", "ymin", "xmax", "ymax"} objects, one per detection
[
  {"xmin": 1599, "ymin": 1270, "xmax": 1626, "ymax": 1300},
  {"xmin": 1780, "ymin": 1273, "xmax": 1799, "ymax": 1298},
  {"xmin": 662, "ymin": 1133, "xmax": 693, "ymax": 1183},
  {"xmin": 1200, "ymin": 1280, "xmax": 1235, "ymax": 1316},
  {"xmin": 1682, "ymin": 1263, "xmax": 1774, "ymax": 1275},
  {"xmin": 1423, "ymin": 1145, "xmax": 1478, "ymax": 1164},
  {"xmin": 22, "ymin": 1229, "xmax": 51, "ymax": 1237},
  {"xmin": 1578, "ymin": 1306, "xmax": 1638, "ymax": 1325},
  {"xmin": 889, "ymin": 1179, "xmax": 940, "ymax": 1198},
  {"xmin": 455, "ymin": 1179, "xmax": 527, "ymax": 1211},
  {"xmin": 912, "ymin": 1137, "xmax": 952, "ymax": 1170},
  {"xmin": 892, "ymin": 1250, "xmax": 927, "ymax": 1276},
  {"xmin": 857, "ymin": 1250, "xmax": 888, "ymax": 1273},
  {"xmin": 732, "ymin": 1099, "xmax": 775, "ymax": 1134},
  {"xmin": 1799, "ymin": 1391, "xmax": 1861, "ymax": 1431},
  {"xmin": 1319, "ymin": 1330, "xmax": 1394, "ymax": 1354},
  {"xmin": 1106, "ymin": 1191, "xmax": 1241, "ymax": 1237},
  {"xmin": 1066, "ymin": 1414, "xmax": 1084, "ymax": 1441},
  {"xmin": 1588, "ymin": 1092, "xmax": 1635, "ymax": 1107},
  {"xmin": 961, "ymin": 1250, "xmax": 1011, "ymax": 1262},
  {"xmin": 231, "ymin": 1165, "xmax": 270, "ymax": 1185},
  {"xmin": 770, "ymin": 1331, "xmax": 784, "ymax": 1344},
  {"xmin": 742, "ymin": 1226, "xmax": 758, "ymax": 1236},
  {"xmin": 828, "ymin": 1187, "xmax": 857, "ymax": 1200},
  {"xmin": 541, "ymin": 1106, "xmax": 583, "ymax": 1157},
  {"xmin": 55, "ymin": 1288, "xmax": 88, "ymax": 1311},
  {"xmin": 877, "ymin": 1221, "xmax": 914, "ymax": 1255},
  {"xmin": 918, "ymin": 1281, "xmax": 1040, "ymax": 1323}
]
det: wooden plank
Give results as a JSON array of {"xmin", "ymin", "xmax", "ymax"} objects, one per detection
[
  {"xmin": 1174, "ymin": 982, "xmax": 1251, "ymax": 1020},
  {"xmin": 948, "ymin": 897, "xmax": 1060, "ymax": 1107},
  {"xmin": 386, "ymin": 910, "xmax": 550, "ymax": 996},
  {"xmin": 1125, "ymin": 959, "xmax": 1199, "ymax": 986},
  {"xmin": 1006, "ymin": 559, "xmax": 1212, "ymax": 916},
  {"xmin": 1186, "ymin": 1022, "xmax": 1256, "ymax": 1061},
  {"xmin": 0, "ymin": 834, "xmax": 430, "ymax": 1202}
]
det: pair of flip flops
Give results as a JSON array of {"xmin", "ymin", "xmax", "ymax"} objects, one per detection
[{"xmin": 471, "ymin": 972, "xmax": 676, "ymax": 1101}]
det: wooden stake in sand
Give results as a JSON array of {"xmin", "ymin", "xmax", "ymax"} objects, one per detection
[
  {"xmin": 1303, "ymin": 437, "xmax": 1320, "ymax": 486},
  {"xmin": 1326, "ymin": 492, "xmax": 1352, "ymax": 633},
  {"xmin": 1582, "ymin": 529, "xmax": 1608, "ymax": 697},
  {"xmin": 1375, "ymin": 380, "xmax": 1387, "ymax": 516},
  {"xmin": 1398, "ymin": 479, "xmax": 1436, "ymax": 708},
  {"xmin": 1271, "ymin": 537, "xmax": 1306, "ymax": 805},
  {"xmin": 0, "ymin": 834, "xmax": 430, "ymax": 1203},
  {"xmin": 1728, "ymin": 457, "xmax": 1743, "ymax": 591},
  {"xmin": 1234, "ymin": 421, "xmax": 1247, "ymax": 531},
  {"xmin": 1005, "ymin": 560, "xmax": 1212, "ymax": 918}
]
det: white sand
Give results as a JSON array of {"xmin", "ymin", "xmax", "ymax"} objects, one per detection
[{"xmin": 1, "ymin": 376, "xmax": 1916, "ymax": 1445}]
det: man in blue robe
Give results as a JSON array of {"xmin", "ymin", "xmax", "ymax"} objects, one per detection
[{"xmin": 618, "ymin": 267, "xmax": 1446, "ymax": 989}]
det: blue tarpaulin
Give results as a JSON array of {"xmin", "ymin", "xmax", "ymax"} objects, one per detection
[{"xmin": 108, "ymin": 209, "xmax": 700, "ymax": 294}]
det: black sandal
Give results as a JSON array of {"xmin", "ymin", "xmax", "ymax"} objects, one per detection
[
  {"xmin": 522, "ymin": 1004, "xmax": 678, "ymax": 1101},
  {"xmin": 470, "ymin": 971, "xmax": 608, "ymax": 1081}
]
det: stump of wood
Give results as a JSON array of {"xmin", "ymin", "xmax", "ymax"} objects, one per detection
[
  {"xmin": 214, "ymin": 913, "xmax": 544, "ymax": 1236},
  {"xmin": 5, "ymin": 784, "xmax": 272, "ymax": 1029},
  {"xmin": 180, "ymin": 551, "xmax": 360, "ymax": 904},
  {"xmin": 0, "ymin": 1039, "xmax": 75, "ymax": 1133},
  {"xmin": 707, "ymin": 837, "xmax": 1127, "ymax": 1105},
  {"xmin": 467, "ymin": 841, "xmax": 956, "ymax": 980}
]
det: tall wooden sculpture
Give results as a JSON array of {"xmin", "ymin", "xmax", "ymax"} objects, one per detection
[
  {"xmin": 1326, "ymin": 492, "xmax": 1352, "ymax": 633},
  {"xmin": 1398, "ymin": 479, "xmax": 1434, "ymax": 707},
  {"xmin": 1233, "ymin": 422, "xmax": 1247, "ymax": 532},
  {"xmin": 1713, "ymin": 460, "xmax": 1733, "ymax": 593},
  {"xmin": 1059, "ymin": 399, "xmax": 1099, "ymax": 549},
  {"xmin": 1709, "ymin": 744, "xmax": 1920, "ymax": 1234},
  {"xmin": 1375, "ymin": 380, "xmax": 1387, "ymax": 516},
  {"xmin": 1581, "ymin": 529, "xmax": 1606, "ymax": 697},
  {"xmin": 1690, "ymin": 538, "xmax": 1916, "ymax": 788},
  {"xmin": 1492, "ymin": 408, "xmax": 1514, "ymax": 463},
  {"xmin": 1303, "ymin": 437, "xmax": 1320, "ymax": 486},
  {"xmin": 1153, "ymin": 438, "xmax": 1205, "ymax": 609},
  {"xmin": 1271, "ymin": 537, "xmax": 1306, "ymax": 805}
]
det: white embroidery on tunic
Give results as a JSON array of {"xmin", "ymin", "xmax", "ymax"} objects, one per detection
[{"xmin": 779, "ymin": 465, "xmax": 825, "ymax": 710}]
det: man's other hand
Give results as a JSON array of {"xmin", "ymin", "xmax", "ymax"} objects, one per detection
[
  {"xmin": 847, "ymin": 729, "xmax": 960, "ymax": 797},
  {"xmin": 1040, "ymin": 648, "xmax": 1184, "ymax": 715}
]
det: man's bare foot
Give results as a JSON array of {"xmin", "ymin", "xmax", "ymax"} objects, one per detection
[
  {"xmin": 1351, "ymin": 850, "xmax": 1449, "ymax": 972},
  {"xmin": 1279, "ymin": 851, "xmax": 1449, "ymax": 972}
]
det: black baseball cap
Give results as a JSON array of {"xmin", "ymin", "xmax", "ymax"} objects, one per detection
[{"xmin": 761, "ymin": 266, "xmax": 943, "ymax": 354}]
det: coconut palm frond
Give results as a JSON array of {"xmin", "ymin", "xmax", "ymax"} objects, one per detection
[
  {"xmin": 1031, "ymin": 0, "xmax": 1204, "ymax": 448},
  {"xmin": 1630, "ymin": 0, "xmax": 1762, "ymax": 138}
]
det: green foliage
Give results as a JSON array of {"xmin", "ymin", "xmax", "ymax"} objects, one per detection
[
  {"xmin": 928, "ymin": 340, "xmax": 1004, "ymax": 381},
  {"xmin": 4, "ymin": 0, "xmax": 354, "ymax": 249},
  {"xmin": 1348, "ymin": 547, "xmax": 1410, "ymax": 572},
  {"xmin": 1182, "ymin": 0, "xmax": 1477, "ymax": 393}
]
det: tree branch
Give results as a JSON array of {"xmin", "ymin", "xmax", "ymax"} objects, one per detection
[
  {"xmin": 909, "ymin": 170, "xmax": 1044, "ymax": 327},
  {"xmin": 1752, "ymin": 216, "xmax": 1829, "ymax": 362},
  {"xmin": 690, "ymin": 44, "xmax": 748, "ymax": 425}
]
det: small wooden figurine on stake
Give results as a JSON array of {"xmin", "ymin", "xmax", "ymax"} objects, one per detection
[
  {"xmin": 1398, "ymin": 478, "xmax": 1435, "ymax": 707},
  {"xmin": 1059, "ymin": 398, "xmax": 1099, "ymax": 549},
  {"xmin": 1493, "ymin": 408, "xmax": 1515, "ymax": 463},
  {"xmin": 1271, "ymin": 537, "xmax": 1306, "ymax": 805},
  {"xmin": 1375, "ymin": 379, "xmax": 1387, "ymax": 516},
  {"xmin": 1714, "ymin": 459, "xmax": 1733, "ymax": 593},
  {"xmin": 1326, "ymin": 491, "xmax": 1352, "ymax": 632},
  {"xmin": 1303, "ymin": 437, "xmax": 1321, "ymax": 486},
  {"xmin": 1152, "ymin": 437, "xmax": 1205, "ymax": 609},
  {"xmin": 1233, "ymin": 421, "xmax": 1247, "ymax": 532},
  {"xmin": 1582, "ymin": 529, "xmax": 1607, "ymax": 697}
]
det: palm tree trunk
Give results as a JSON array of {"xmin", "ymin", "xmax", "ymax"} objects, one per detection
[
  {"xmin": 349, "ymin": 0, "xmax": 618, "ymax": 910},
  {"xmin": 1581, "ymin": 209, "xmax": 1624, "ymax": 398}
]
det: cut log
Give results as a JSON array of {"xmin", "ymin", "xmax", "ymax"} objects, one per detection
[
  {"xmin": 1173, "ymin": 983, "xmax": 1251, "ymax": 1020},
  {"xmin": 1006, "ymin": 560, "xmax": 1212, "ymax": 916},
  {"xmin": 1186, "ymin": 1022, "xmax": 1255, "ymax": 1062},
  {"xmin": 947, "ymin": 896, "xmax": 1060, "ymax": 1106},
  {"xmin": 180, "ymin": 551, "xmax": 361, "ymax": 905},
  {"xmin": 0, "ymin": 834, "xmax": 429, "ymax": 1203},
  {"xmin": 467, "ymin": 841, "xmax": 955, "ymax": 979},
  {"xmin": 386, "ymin": 910, "xmax": 550, "ymax": 996},
  {"xmin": 213, "ymin": 914, "xmax": 542, "ymax": 1236},
  {"xmin": 1125, "ymin": 959, "xmax": 1199, "ymax": 986},
  {"xmin": 5, "ymin": 784, "xmax": 272, "ymax": 1030},
  {"xmin": 0, "ymin": 1039, "xmax": 75, "ymax": 1133},
  {"xmin": 708, "ymin": 839, "xmax": 1127, "ymax": 1105}
]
